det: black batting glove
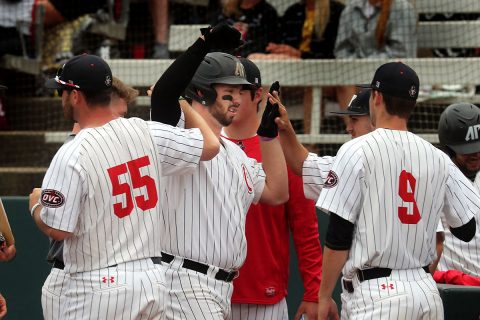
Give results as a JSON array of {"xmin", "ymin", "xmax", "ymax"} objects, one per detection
[
  {"xmin": 201, "ymin": 22, "xmax": 244, "ymax": 51},
  {"xmin": 257, "ymin": 81, "xmax": 281, "ymax": 139}
]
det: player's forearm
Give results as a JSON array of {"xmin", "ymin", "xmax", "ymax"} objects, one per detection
[
  {"xmin": 278, "ymin": 129, "xmax": 309, "ymax": 176},
  {"xmin": 31, "ymin": 205, "xmax": 71, "ymax": 241},
  {"xmin": 180, "ymin": 101, "xmax": 220, "ymax": 160},
  {"xmin": 151, "ymin": 38, "xmax": 208, "ymax": 125},
  {"xmin": 318, "ymin": 247, "xmax": 349, "ymax": 299},
  {"xmin": 259, "ymin": 139, "xmax": 288, "ymax": 205}
]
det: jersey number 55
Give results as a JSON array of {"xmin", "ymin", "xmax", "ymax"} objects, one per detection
[{"xmin": 107, "ymin": 155, "xmax": 158, "ymax": 218}]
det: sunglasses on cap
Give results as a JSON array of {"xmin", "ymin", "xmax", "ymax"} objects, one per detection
[{"xmin": 55, "ymin": 66, "xmax": 80, "ymax": 96}]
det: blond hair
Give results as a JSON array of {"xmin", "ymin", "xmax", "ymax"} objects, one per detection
[{"xmin": 112, "ymin": 77, "xmax": 139, "ymax": 104}]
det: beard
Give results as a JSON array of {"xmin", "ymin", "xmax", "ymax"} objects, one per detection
[
  {"xmin": 63, "ymin": 100, "xmax": 75, "ymax": 122},
  {"xmin": 210, "ymin": 104, "xmax": 234, "ymax": 127}
]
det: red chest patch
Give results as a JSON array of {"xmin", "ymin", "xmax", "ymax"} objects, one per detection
[{"xmin": 41, "ymin": 189, "xmax": 66, "ymax": 208}]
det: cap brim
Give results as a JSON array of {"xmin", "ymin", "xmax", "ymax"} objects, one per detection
[
  {"xmin": 45, "ymin": 78, "xmax": 65, "ymax": 90},
  {"xmin": 215, "ymin": 77, "xmax": 252, "ymax": 86},
  {"xmin": 450, "ymin": 141, "xmax": 480, "ymax": 155},
  {"xmin": 330, "ymin": 110, "xmax": 369, "ymax": 116},
  {"xmin": 356, "ymin": 83, "xmax": 372, "ymax": 89}
]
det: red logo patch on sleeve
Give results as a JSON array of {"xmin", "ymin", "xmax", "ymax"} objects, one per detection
[
  {"xmin": 324, "ymin": 170, "xmax": 339, "ymax": 188},
  {"xmin": 242, "ymin": 164, "xmax": 254, "ymax": 194},
  {"xmin": 41, "ymin": 189, "xmax": 66, "ymax": 208}
]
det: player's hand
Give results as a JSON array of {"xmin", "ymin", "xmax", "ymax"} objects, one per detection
[
  {"xmin": 257, "ymin": 81, "xmax": 281, "ymax": 138},
  {"xmin": 147, "ymin": 84, "xmax": 155, "ymax": 97},
  {"xmin": 29, "ymin": 188, "xmax": 42, "ymax": 211},
  {"xmin": 317, "ymin": 297, "xmax": 339, "ymax": 320},
  {"xmin": 0, "ymin": 244, "xmax": 16, "ymax": 262},
  {"xmin": 201, "ymin": 22, "xmax": 244, "ymax": 51},
  {"xmin": 0, "ymin": 293, "xmax": 7, "ymax": 318},
  {"xmin": 294, "ymin": 301, "xmax": 318, "ymax": 320}
]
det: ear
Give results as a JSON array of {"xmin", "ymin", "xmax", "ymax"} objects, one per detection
[
  {"xmin": 69, "ymin": 90, "xmax": 81, "ymax": 105},
  {"xmin": 254, "ymin": 87, "xmax": 263, "ymax": 102}
]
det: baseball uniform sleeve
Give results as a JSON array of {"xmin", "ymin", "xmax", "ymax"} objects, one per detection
[
  {"xmin": 287, "ymin": 169, "xmax": 323, "ymax": 302},
  {"xmin": 148, "ymin": 121, "xmax": 204, "ymax": 176},
  {"xmin": 443, "ymin": 162, "xmax": 480, "ymax": 228},
  {"xmin": 302, "ymin": 153, "xmax": 335, "ymax": 201},
  {"xmin": 316, "ymin": 142, "xmax": 365, "ymax": 224},
  {"xmin": 40, "ymin": 143, "xmax": 85, "ymax": 233}
]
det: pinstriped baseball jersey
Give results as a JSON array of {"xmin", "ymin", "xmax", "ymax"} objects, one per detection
[
  {"xmin": 317, "ymin": 128, "xmax": 480, "ymax": 278},
  {"xmin": 40, "ymin": 117, "xmax": 204, "ymax": 273},
  {"xmin": 438, "ymin": 172, "xmax": 480, "ymax": 276},
  {"xmin": 302, "ymin": 152, "xmax": 335, "ymax": 201},
  {"xmin": 160, "ymin": 137, "xmax": 266, "ymax": 270}
]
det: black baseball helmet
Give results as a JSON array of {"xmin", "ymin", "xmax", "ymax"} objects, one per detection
[
  {"xmin": 438, "ymin": 103, "xmax": 480, "ymax": 154},
  {"xmin": 185, "ymin": 52, "xmax": 252, "ymax": 106}
]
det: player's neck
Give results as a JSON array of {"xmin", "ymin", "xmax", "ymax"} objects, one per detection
[
  {"xmin": 224, "ymin": 117, "xmax": 259, "ymax": 140},
  {"xmin": 77, "ymin": 107, "xmax": 118, "ymax": 129},
  {"xmin": 375, "ymin": 116, "xmax": 408, "ymax": 131}
]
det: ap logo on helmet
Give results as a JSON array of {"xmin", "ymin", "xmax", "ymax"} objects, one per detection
[{"xmin": 465, "ymin": 124, "xmax": 480, "ymax": 141}]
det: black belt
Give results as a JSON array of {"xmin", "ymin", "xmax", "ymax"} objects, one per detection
[
  {"xmin": 343, "ymin": 266, "xmax": 430, "ymax": 293},
  {"xmin": 52, "ymin": 257, "xmax": 162, "ymax": 270},
  {"xmin": 52, "ymin": 260, "xmax": 65, "ymax": 270},
  {"xmin": 161, "ymin": 252, "xmax": 238, "ymax": 283}
]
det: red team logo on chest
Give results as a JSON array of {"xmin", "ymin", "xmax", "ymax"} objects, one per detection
[
  {"xmin": 241, "ymin": 164, "xmax": 253, "ymax": 194},
  {"xmin": 324, "ymin": 170, "xmax": 339, "ymax": 188},
  {"xmin": 41, "ymin": 189, "xmax": 66, "ymax": 208}
]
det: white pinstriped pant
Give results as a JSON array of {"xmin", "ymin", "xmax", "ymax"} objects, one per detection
[
  {"xmin": 340, "ymin": 268, "xmax": 444, "ymax": 320},
  {"xmin": 231, "ymin": 298, "xmax": 289, "ymax": 320},
  {"xmin": 42, "ymin": 266, "xmax": 69, "ymax": 320},
  {"xmin": 61, "ymin": 258, "xmax": 165, "ymax": 320},
  {"xmin": 161, "ymin": 259, "xmax": 234, "ymax": 320}
]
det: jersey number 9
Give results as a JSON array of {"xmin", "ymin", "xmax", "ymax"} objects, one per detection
[
  {"xmin": 107, "ymin": 156, "xmax": 159, "ymax": 218},
  {"xmin": 398, "ymin": 170, "xmax": 421, "ymax": 224}
]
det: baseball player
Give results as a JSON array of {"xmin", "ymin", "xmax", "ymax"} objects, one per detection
[
  {"xmin": 149, "ymin": 25, "xmax": 288, "ymax": 319},
  {"xmin": 39, "ymin": 77, "xmax": 139, "ymax": 320},
  {"xmin": 28, "ymin": 54, "xmax": 220, "ymax": 319},
  {"xmin": 220, "ymin": 58, "xmax": 322, "ymax": 320},
  {"xmin": 309, "ymin": 62, "xmax": 479, "ymax": 319},
  {"xmin": 274, "ymin": 88, "xmax": 372, "ymax": 204},
  {"xmin": 436, "ymin": 103, "xmax": 480, "ymax": 277}
]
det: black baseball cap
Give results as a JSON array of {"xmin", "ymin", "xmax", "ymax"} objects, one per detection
[
  {"xmin": 331, "ymin": 89, "xmax": 371, "ymax": 116},
  {"xmin": 358, "ymin": 62, "xmax": 419, "ymax": 101},
  {"xmin": 239, "ymin": 57, "xmax": 261, "ymax": 88},
  {"xmin": 45, "ymin": 54, "xmax": 113, "ymax": 92}
]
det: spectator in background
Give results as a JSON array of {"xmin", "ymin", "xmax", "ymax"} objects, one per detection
[
  {"xmin": 213, "ymin": 0, "xmax": 279, "ymax": 57},
  {"xmin": 37, "ymin": 0, "xmax": 107, "ymax": 27},
  {"xmin": 248, "ymin": 0, "xmax": 348, "ymax": 126},
  {"xmin": 150, "ymin": 0, "xmax": 170, "ymax": 58},
  {"xmin": 0, "ymin": 0, "xmax": 35, "ymax": 57},
  {"xmin": 250, "ymin": 0, "xmax": 344, "ymax": 59},
  {"xmin": 334, "ymin": 0, "xmax": 417, "ymax": 111}
]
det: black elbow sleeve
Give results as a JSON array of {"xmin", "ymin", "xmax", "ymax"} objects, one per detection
[
  {"xmin": 325, "ymin": 213, "xmax": 355, "ymax": 250},
  {"xmin": 450, "ymin": 217, "xmax": 476, "ymax": 242},
  {"xmin": 151, "ymin": 38, "xmax": 208, "ymax": 125}
]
